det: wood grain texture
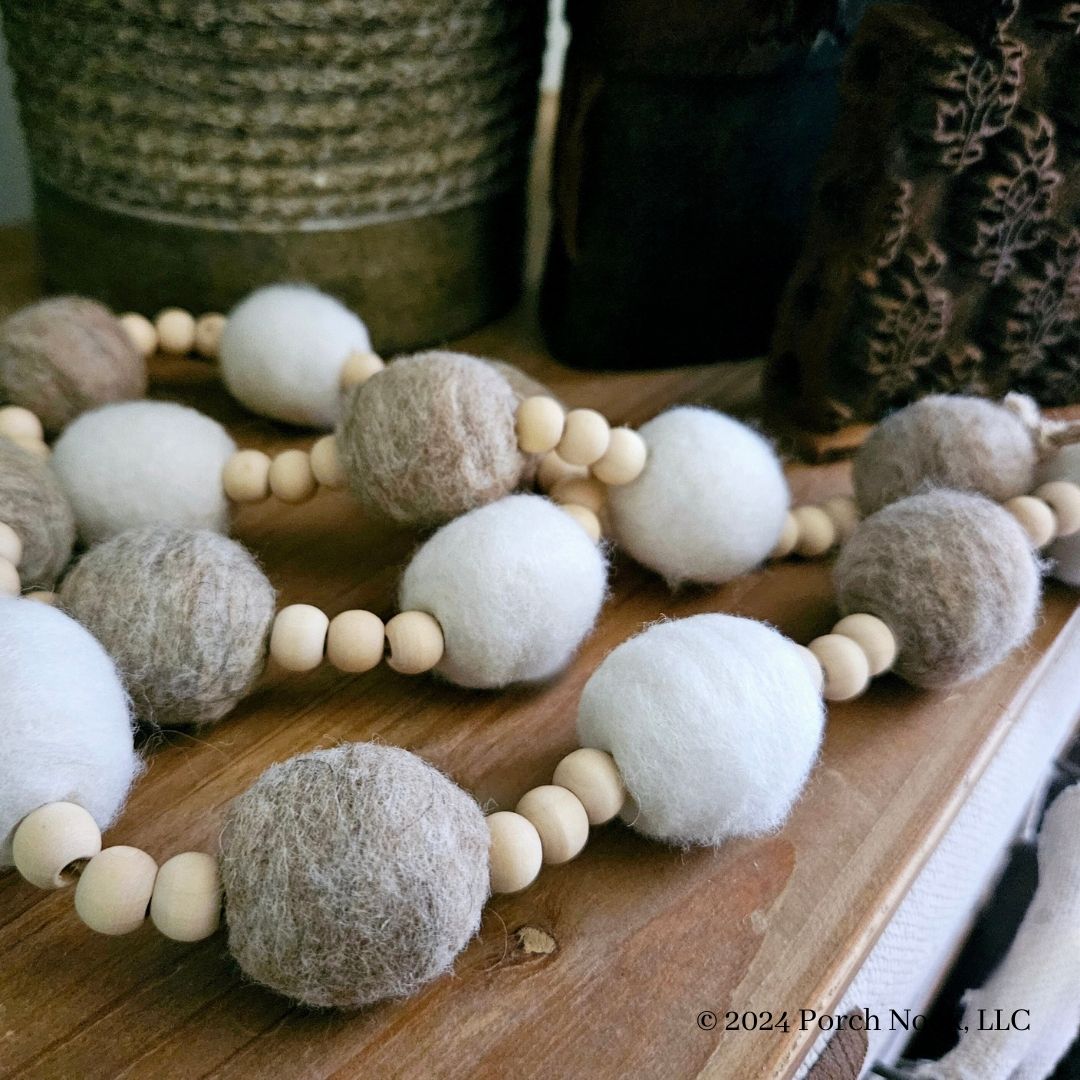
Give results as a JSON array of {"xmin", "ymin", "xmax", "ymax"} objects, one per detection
[{"xmin": 1, "ymin": 220, "xmax": 1078, "ymax": 1080}]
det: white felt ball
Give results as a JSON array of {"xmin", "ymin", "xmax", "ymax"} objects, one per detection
[
  {"xmin": 219, "ymin": 284, "xmax": 372, "ymax": 428},
  {"xmin": 1038, "ymin": 445, "xmax": 1080, "ymax": 586},
  {"xmin": 51, "ymin": 401, "xmax": 237, "ymax": 546},
  {"xmin": 398, "ymin": 494, "xmax": 607, "ymax": 688},
  {"xmin": 577, "ymin": 614, "xmax": 824, "ymax": 847},
  {"xmin": 0, "ymin": 597, "xmax": 141, "ymax": 866},
  {"xmin": 606, "ymin": 407, "xmax": 789, "ymax": 586}
]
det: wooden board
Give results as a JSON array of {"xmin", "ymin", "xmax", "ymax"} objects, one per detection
[{"xmin": 1, "ymin": 222, "xmax": 1078, "ymax": 1080}]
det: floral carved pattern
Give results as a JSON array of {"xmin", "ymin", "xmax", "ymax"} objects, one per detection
[{"xmin": 874, "ymin": 178, "xmax": 913, "ymax": 269}]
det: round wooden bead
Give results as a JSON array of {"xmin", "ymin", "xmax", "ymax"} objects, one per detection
[
  {"xmin": 550, "ymin": 475, "xmax": 607, "ymax": 515},
  {"xmin": 193, "ymin": 313, "xmax": 227, "ymax": 360},
  {"xmin": 1034, "ymin": 481, "xmax": 1080, "ymax": 538},
  {"xmin": 551, "ymin": 748, "xmax": 626, "ymax": 825},
  {"xmin": 557, "ymin": 409, "xmax": 611, "ymax": 467},
  {"xmin": 0, "ymin": 404, "xmax": 44, "ymax": 443},
  {"xmin": 309, "ymin": 435, "xmax": 347, "ymax": 490},
  {"xmin": 385, "ymin": 610, "xmax": 445, "ymax": 675},
  {"xmin": 559, "ymin": 503, "xmax": 602, "ymax": 543},
  {"xmin": 515, "ymin": 785, "xmax": 590, "ymax": 865},
  {"xmin": 270, "ymin": 604, "xmax": 329, "ymax": 672},
  {"xmin": 832, "ymin": 613, "xmax": 897, "ymax": 677},
  {"xmin": 10, "ymin": 434, "xmax": 49, "ymax": 459},
  {"xmin": 222, "ymin": 449, "xmax": 272, "ymax": 504},
  {"xmin": 269, "ymin": 449, "xmax": 318, "ymax": 504},
  {"xmin": 12, "ymin": 802, "xmax": 102, "ymax": 889},
  {"xmin": 326, "ymin": 609, "xmax": 385, "ymax": 674},
  {"xmin": 155, "ymin": 308, "xmax": 196, "ymax": 354},
  {"xmin": 0, "ymin": 556, "xmax": 19, "ymax": 596},
  {"xmin": 515, "ymin": 396, "xmax": 565, "ymax": 455},
  {"xmin": 808, "ymin": 633, "xmax": 871, "ymax": 702},
  {"xmin": 1004, "ymin": 495, "xmax": 1056, "ymax": 547},
  {"xmin": 821, "ymin": 495, "xmax": 860, "ymax": 543},
  {"xmin": 0, "ymin": 521, "xmax": 22, "ymax": 567},
  {"xmin": 75, "ymin": 846, "xmax": 158, "ymax": 936},
  {"xmin": 340, "ymin": 350, "xmax": 385, "ymax": 389},
  {"xmin": 25, "ymin": 590, "xmax": 56, "ymax": 604},
  {"xmin": 769, "ymin": 511, "xmax": 800, "ymax": 559},
  {"xmin": 487, "ymin": 811, "xmax": 543, "ymax": 894},
  {"xmin": 150, "ymin": 851, "xmax": 222, "ymax": 942},
  {"xmin": 792, "ymin": 505, "xmax": 838, "ymax": 558},
  {"xmin": 794, "ymin": 644, "xmax": 825, "ymax": 694},
  {"xmin": 118, "ymin": 312, "xmax": 158, "ymax": 358},
  {"xmin": 536, "ymin": 451, "xmax": 587, "ymax": 492},
  {"xmin": 591, "ymin": 427, "xmax": 647, "ymax": 486}
]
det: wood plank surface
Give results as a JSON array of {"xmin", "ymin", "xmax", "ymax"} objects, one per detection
[{"xmin": 1, "ymin": 216, "xmax": 1078, "ymax": 1080}]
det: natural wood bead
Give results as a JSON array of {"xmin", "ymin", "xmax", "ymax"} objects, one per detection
[
  {"xmin": 0, "ymin": 522, "xmax": 22, "ymax": 567},
  {"xmin": 326, "ymin": 610, "xmax": 385, "ymax": 674},
  {"xmin": 833, "ymin": 613, "xmax": 897, "ymax": 677},
  {"xmin": 12, "ymin": 802, "xmax": 102, "ymax": 889},
  {"xmin": 193, "ymin": 313, "xmax": 227, "ymax": 360},
  {"xmin": 309, "ymin": 435, "xmax": 347, "ymax": 490},
  {"xmin": 222, "ymin": 449, "xmax": 272, "ymax": 504},
  {"xmin": 0, "ymin": 556, "xmax": 19, "ymax": 596},
  {"xmin": 794, "ymin": 644, "xmax": 825, "ymax": 694},
  {"xmin": 769, "ymin": 511, "xmax": 800, "ymax": 559},
  {"xmin": 536, "ymin": 451, "xmax": 587, "ymax": 493},
  {"xmin": 560, "ymin": 503, "xmax": 602, "ymax": 542},
  {"xmin": 155, "ymin": 307, "xmax": 196, "ymax": 354},
  {"xmin": 550, "ymin": 475, "xmax": 606, "ymax": 515},
  {"xmin": 74, "ymin": 846, "xmax": 158, "ymax": 936},
  {"xmin": 269, "ymin": 449, "xmax": 318, "ymax": 504},
  {"xmin": 150, "ymin": 852, "xmax": 222, "ymax": 942},
  {"xmin": 821, "ymin": 495, "xmax": 860, "ymax": 543},
  {"xmin": 487, "ymin": 811, "xmax": 543, "ymax": 894},
  {"xmin": 118, "ymin": 312, "xmax": 158, "ymax": 358},
  {"xmin": 1034, "ymin": 481, "xmax": 1080, "ymax": 538},
  {"xmin": 515, "ymin": 785, "xmax": 590, "ymax": 865},
  {"xmin": 808, "ymin": 634, "xmax": 871, "ymax": 702},
  {"xmin": 557, "ymin": 408, "xmax": 611, "ymax": 467},
  {"xmin": 340, "ymin": 350, "xmax": 385, "ymax": 389},
  {"xmin": 1004, "ymin": 495, "xmax": 1056, "ymax": 548},
  {"xmin": 552, "ymin": 748, "xmax": 626, "ymax": 826},
  {"xmin": 0, "ymin": 404, "xmax": 44, "ymax": 443},
  {"xmin": 516, "ymin": 396, "xmax": 565, "ymax": 454},
  {"xmin": 25, "ymin": 591, "xmax": 56, "ymax": 605},
  {"xmin": 270, "ymin": 604, "xmax": 329, "ymax": 672},
  {"xmin": 591, "ymin": 427, "xmax": 647, "ymax": 486},
  {"xmin": 10, "ymin": 434, "xmax": 49, "ymax": 459},
  {"xmin": 792, "ymin": 505, "xmax": 838, "ymax": 558},
  {"xmin": 385, "ymin": 611, "xmax": 444, "ymax": 675}
]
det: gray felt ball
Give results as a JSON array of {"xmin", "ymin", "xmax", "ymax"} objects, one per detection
[
  {"xmin": 58, "ymin": 527, "xmax": 276, "ymax": 729},
  {"xmin": 852, "ymin": 395, "xmax": 1038, "ymax": 517},
  {"xmin": 220, "ymin": 742, "xmax": 490, "ymax": 1009},
  {"xmin": 834, "ymin": 490, "xmax": 1040, "ymax": 688},
  {"xmin": 0, "ymin": 437, "xmax": 76, "ymax": 588}
]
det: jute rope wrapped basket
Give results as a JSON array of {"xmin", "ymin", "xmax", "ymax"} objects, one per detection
[{"xmin": 0, "ymin": 0, "xmax": 546, "ymax": 349}]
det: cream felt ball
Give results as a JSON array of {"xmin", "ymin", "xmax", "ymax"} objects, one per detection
[
  {"xmin": 853, "ymin": 395, "xmax": 1037, "ymax": 517},
  {"xmin": 338, "ymin": 351, "xmax": 529, "ymax": 527},
  {"xmin": 0, "ymin": 597, "xmax": 141, "ymax": 866},
  {"xmin": 219, "ymin": 284, "xmax": 372, "ymax": 427},
  {"xmin": 51, "ymin": 401, "xmax": 237, "ymax": 546},
  {"xmin": 606, "ymin": 407, "xmax": 789, "ymax": 587},
  {"xmin": 399, "ymin": 494, "xmax": 607, "ymax": 688},
  {"xmin": 1037, "ymin": 444, "xmax": 1080, "ymax": 586},
  {"xmin": 577, "ymin": 614, "xmax": 824, "ymax": 847},
  {"xmin": 220, "ymin": 742, "xmax": 489, "ymax": 1009},
  {"xmin": 835, "ymin": 490, "xmax": 1040, "ymax": 689},
  {"xmin": 59, "ymin": 527, "xmax": 276, "ymax": 729},
  {"xmin": 0, "ymin": 437, "xmax": 76, "ymax": 588}
]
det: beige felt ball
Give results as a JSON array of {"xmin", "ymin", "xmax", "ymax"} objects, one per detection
[
  {"xmin": 834, "ymin": 490, "xmax": 1040, "ymax": 688},
  {"xmin": 59, "ymin": 527, "xmax": 276, "ymax": 729},
  {"xmin": 0, "ymin": 297, "xmax": 147, "ymax": 434},
  {"xmin": 220, "ymin": 742, "xmax": 489, "ymax": 1009}
]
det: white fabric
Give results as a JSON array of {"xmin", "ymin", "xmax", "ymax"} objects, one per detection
[{"xmin": 51, "ymin": 400, "xmax": 236, "ymax": 545}]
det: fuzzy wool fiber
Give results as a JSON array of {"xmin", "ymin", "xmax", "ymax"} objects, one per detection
[
  {"xmin": 0, "ymin": 296, "xmax": 146, "ymax": 434},
  {"xmin": 606, "ymin": 407, "xmax": 789, "ymax": 587},
  {"xmin": 835, "ymin": 490, "xmax": 1040, "ymax": 689},
  {"xmin": 0, "ymin": 597, "xmax": 141, "ymax": 865},
  {"xmin": 0, "ymin": 437, "xmax": 75, "ymax": 588},
  {"xmin": 1035, "ymin": 443, "xmax": 1080, "ymax": 586},
  {"xmin": 338, "ymin": 351, "xmax": 528, "ymax": 527},
  {"xmin": 220, "ymin": 742, "xmax": 489, "ymax": 1009},
  {"xmin": 577, "ymin": 614, "xmax": 824, "ymax": 847},
  {"xmin": 399, "ymin": 494, "xmax": 607, "ymax": 688},
  {"xmin": 219, "ymin": 284, "xmax": 372, "ymax": 428},
  {"xmin": 853, "ymin": 395, "xmax": 1037, "ymax": 517},
  {"xmin": 59, "ymin": 527, "xmax": 276, "ymax": 729},
  {"xmin": 51, "ymin": 401, "xmax": 237, "ymax": 546}
]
